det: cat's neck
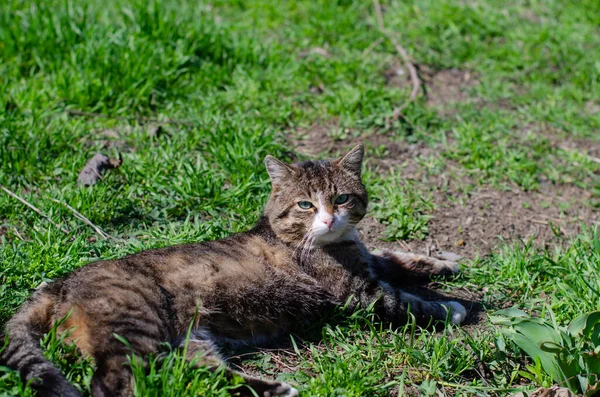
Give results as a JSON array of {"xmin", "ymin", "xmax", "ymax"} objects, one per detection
[{"xmin": 248, "ymin": 216, "xmax": 281, "ymax": 242}]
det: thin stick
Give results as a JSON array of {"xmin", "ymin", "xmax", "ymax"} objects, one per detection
[
  {"xmin": 49, "ymin": 198, "xmax": 112, "ymax": 240},
  {"xmin": 66, "ymin": 110, "xmax": 198, "ymax": 127},
  {"xmin": 531, "ymin": 219, "xmax": 549, "ymax": 225},
  {"xmin": 0, "ymin": 184, "xmax": 69, "ymax": 235},
  {"xmin": 12, "ymin": 227, "xmax": 25, "ymax": 241},
  {"xmin": 360, "ymin": 37, "xmax": 384, "ymax": 59},
  {"xmin": 373, "ymin": 0, "xmax": 421, "ymax": 121},
  {"xmin": 457, "ymin": 339, "xmax": 490, "ymax": 387}
]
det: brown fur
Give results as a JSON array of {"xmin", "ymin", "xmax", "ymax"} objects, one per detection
[{"xmin": 1, "ymin": 144, "xmax": 466, "ymax": 397}]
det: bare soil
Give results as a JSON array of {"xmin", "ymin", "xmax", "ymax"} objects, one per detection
[
  {"xmin": 290, "ymin": 124, "xmax": 598, "ymax": 259},
  {"xmin": 286, "ymin": 69, "xmax": 599, "ymax": 333},
  {"xmin": 385, "ymin": 65, "xmax": 479, "ymax": 115}
]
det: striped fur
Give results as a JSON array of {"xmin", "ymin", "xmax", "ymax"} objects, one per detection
[{"xmin": 2, "ymin": 144, "xmax": 466, "ymax": 397}]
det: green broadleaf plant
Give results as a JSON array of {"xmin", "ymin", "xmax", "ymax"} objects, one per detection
[{"xmin": 491, "ymin": 308, "xmax": 600, "ymax": 395}]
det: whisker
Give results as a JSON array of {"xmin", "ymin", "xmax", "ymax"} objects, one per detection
[{"xmin": 300, "ymin": 231, "xmax": 316, "ymax": 265}]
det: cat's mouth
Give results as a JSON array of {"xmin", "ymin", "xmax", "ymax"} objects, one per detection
[{"xmin": 312, "ymin": 221, "xmax": 354, "ymax": 244}]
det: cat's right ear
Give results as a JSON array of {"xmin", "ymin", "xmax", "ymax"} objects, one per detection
[{"xmin": 264, "ymin": 155, "xmax": 295, "ymax": 186}]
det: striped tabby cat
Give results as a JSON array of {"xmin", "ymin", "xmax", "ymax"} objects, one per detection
[{"xmin": 1, "ymin": 144, "xmax": 466, "ymax": 397}]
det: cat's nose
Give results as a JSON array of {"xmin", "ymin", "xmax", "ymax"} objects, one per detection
[{"xmin": 323, "ymin": 217, "xmax": 334, "ymax": 230}]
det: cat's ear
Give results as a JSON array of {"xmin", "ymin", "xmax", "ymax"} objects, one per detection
[
  {"xmin": 334, "ymin": 143, "xmax": 364, "ymax": 176},
  {"xmin": 264, "ymin": 155, "xmax": 295, "ymax": 186}
]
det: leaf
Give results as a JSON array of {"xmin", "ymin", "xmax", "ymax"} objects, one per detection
[
  {"xmin": 78, "ymin": 152, "xmax": 122, "ymax": 186},
  {"xmin": 567, "ymin": 311, "xmax": 600, "ymax": 338},
  {"xmin": 540, "ymin": 341, "xmax": 565, "ymax": 353},
  {"xmin": 501, "ymin": 327, "xmax": 562, "ymax": 382},
  {"xmin": 494, "ymin": 307, "xmax": 530, "ymax": 318},
  {"xmin": 112, "ymin": 333, "xmax": 132, "ymax": 349}
]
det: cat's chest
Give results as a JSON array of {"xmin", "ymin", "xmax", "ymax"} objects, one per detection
[{"xmin": 303, "ymin": 242, "xmax": 370, "ymax": 284}]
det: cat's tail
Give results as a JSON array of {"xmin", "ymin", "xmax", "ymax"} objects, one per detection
[{"xmin": 0, "ymin": 281, "xmax": 81, "ymax": 397}]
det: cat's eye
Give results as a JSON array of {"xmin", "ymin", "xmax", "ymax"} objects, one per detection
[
  {"xmin": 335, "ymin": 194, "xmax": 349, "ymax": 204},
  {"xmin": 298, "ymin": 201, "xmax": 313, "ymax": 209}
]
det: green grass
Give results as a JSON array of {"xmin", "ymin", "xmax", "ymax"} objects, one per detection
[{"xmin": 1, "ymin": 0, "xmax": 599, "ymax": 395}]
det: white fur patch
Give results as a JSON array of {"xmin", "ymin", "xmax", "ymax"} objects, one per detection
[
  {"xmin": 274, "ymin": 383, "xmax": 299, "ymax": 397},
  {"xmin": 311, "ymin": 193, "xmax": 351, "ymax": 244},
  {"xmin": 442, "ymin": 301, "xmax": 467, "ymax": 325}
]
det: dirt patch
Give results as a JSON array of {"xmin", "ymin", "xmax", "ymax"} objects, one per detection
[
  {"xmin": 290, "ymin": 124, "xmax": 434, "ymax": 173},
  {"xmin": 288, "ymin": 124, "xmax": 599, "ymax": 261},
  {"xmin": 290, "ymin": 124, "xmax": 338, "ymax": 159},
  {"xmin": 385, "ymin": 65, "xmax": 479, "ymax": 115},
  {"xmin": 526, "ymin": 122, "xmax": 600, "ymax": 158},
  {"xmin": 399, "ymin": 184, "xmax": 599, "ymax": 259},
  {"xmin": 585, "ymin": 100, "xmax": 600, "ymax": 115},
  {"xmin": 423, "ymin": 68, "xmax": 478, "ymax": 111}
]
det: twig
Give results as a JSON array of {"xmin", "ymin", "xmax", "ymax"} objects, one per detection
[
  {"xmin": 456, "ymin": 340, "xmax": 491, "ymax": 387},
  {"xmin": 397, "ymin": 240, "xmax": 411, "ymax": 252},
  {"xmin": 531, "ymin": 219, "xmax": 549, "ymax": 225},
  {"xmin": 66, "ymin": 110, "xmax": 198, "ymax": 127},
  {"xmin": 12, "ymin": 226, "xmax": 25, "ymax": 241},
  {"xmin": 0, "ymin": 184, "xmax": 69, "ymax": 235},
  {"xmin": 360, "ymin": 37, "xmax": 384, "ymax": 59},
  {"xmin": 49, "ymin": 198, "xmax": 112, "ymax": 240},
  {"xmin": 373, "ymin": 0, "xmax": 421, "ymax": 124}
]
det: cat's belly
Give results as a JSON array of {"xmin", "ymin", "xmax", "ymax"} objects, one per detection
[{"xmin": 193, "ymin": 324, "xmax": 284, "ymax": 349}]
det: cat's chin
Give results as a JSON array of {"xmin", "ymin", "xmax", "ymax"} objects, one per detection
[{"xmin": 314, "ymin": 228, "xmax": 358, "ymax": 245}]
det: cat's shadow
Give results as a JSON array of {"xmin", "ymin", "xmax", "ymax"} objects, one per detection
[{"xmin": 224, "ymin": 276, "xmax": 486, "ymax": 373}]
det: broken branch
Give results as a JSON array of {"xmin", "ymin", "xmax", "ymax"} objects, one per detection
[
  {"xmin": 372, "ymin": 0, "xmax": 421, "ymax": 121},
  {"xmin": 49, "ymin": 198, "xmax": 113, "ymax": 240},
  {"xmin": 0, "ymin": 184, "xmax": 69, "ymax": 235}
]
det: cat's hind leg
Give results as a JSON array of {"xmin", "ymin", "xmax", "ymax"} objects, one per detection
[
  {"xmin": 183, "ymin": 334, "xmax": 298, "ymax": 397},
  {"xmin": 377, "ymin": 285, "xmax": 467, "ymax": 325},
  {"xmin": 89, "ymin": 327, "xmax": 164, "ymax": 397},
  {"xmin": 397, "ymin": 290, "xmax": 467, "ymax": 325}
]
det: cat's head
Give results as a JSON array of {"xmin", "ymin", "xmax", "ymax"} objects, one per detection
[{"xmin": 263, "ymin": 144, "xmax": 367, "ymax": 245}]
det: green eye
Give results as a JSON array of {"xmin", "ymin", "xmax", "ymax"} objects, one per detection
[
  {"xmin": 335, "ymin": 194, "xmax": 349, "ymax": 204},
  {"xmin": 298, "ymin": 201, "xmax": 313, "ymax": 209}
]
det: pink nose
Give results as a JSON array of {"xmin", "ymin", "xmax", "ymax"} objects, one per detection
[{"xmin": 323, "ymin": 217, "xmax": 334, "ymax": 230}]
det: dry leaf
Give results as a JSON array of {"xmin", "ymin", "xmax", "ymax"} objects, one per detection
[{"xmin": 78, "ymin": 153, "xmax": 121, "ymax": 186}]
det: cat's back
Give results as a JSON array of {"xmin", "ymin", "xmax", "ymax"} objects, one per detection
[{"xmin": 63, "ymin": 229, "xmax": 296, "ymax": 296}]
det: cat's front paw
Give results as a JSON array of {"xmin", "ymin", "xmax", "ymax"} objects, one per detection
[
  {"xmin": 432, "ymin": 251, "xmax": 463, "ymax": 275},
  {"xmin": 271, "ymin": 382, "xmax": 299, "ymax": 397},
  {"xmin": 441, "ymin": 301, "xmax": 467, "ymax": 325},
  {"xmin": 438, "ymin": 259, "xmax": 460, "ymax": 275}
]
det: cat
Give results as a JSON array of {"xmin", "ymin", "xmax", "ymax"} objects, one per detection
[{"xmin": 1, "ymin": 144, "xmax": 466, "ymax": 397}]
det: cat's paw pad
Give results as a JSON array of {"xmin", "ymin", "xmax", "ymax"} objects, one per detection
[
  {"xmin": 271, "ymin": 383, "xmax": 299, "ymax": 397},
  {"xmin": 442, "ymin": 301, "xmax": 467, "ymax": 325}
]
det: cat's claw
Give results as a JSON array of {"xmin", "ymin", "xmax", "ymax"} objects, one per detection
[{"xmin": 442, "ymin": 301, "xmax": 467, "ymax": 325}]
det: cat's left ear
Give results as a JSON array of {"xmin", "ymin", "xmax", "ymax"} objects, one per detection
[
  {"xmin": 264, "ymin": 155, "xmax": 296, "ymax": 186},
  {"xmin": 334, "ymin": 143, "xmax": 364, "ymax": 176}
]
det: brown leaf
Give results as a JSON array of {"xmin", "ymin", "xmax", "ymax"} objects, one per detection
[
  {"xmin": 78, "ymin": 153, "xmax": 121, "ymax": 186},
  {"xmin": 147, "ymin": 123, "xmax": 163, "ymax": 138}
]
